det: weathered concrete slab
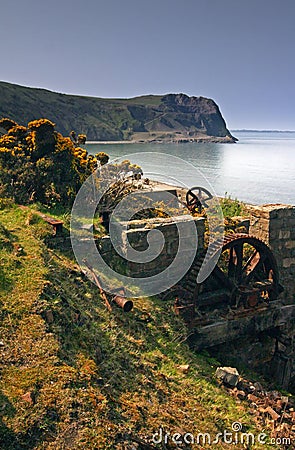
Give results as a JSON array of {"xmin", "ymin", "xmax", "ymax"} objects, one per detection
[{"xmin": 190, "ymin": 302, "xmax": 295, "ymax": 350}]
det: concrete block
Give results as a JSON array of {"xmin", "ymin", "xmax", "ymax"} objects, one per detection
[{"xmin": 215, "ymin": 367, "xmax": 240, "ymax": 387}]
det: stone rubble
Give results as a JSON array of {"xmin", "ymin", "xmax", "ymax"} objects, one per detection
[{"xmin": 217, "ymin": 368, "xmax": 295, "ymax": 444}]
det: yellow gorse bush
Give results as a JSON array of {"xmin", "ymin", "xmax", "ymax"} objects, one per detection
[
  {"xmin": 0, "ymin": 118, "xmax": 101, "ymax": 206},
  {"xmin": 28, "ymin": 118, "xmax": 56, "ymax": 130}
]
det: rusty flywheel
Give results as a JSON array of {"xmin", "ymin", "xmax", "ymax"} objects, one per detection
[{"xmin": 162, "ymin": 233, "xmax": 283, "ymax": 322}]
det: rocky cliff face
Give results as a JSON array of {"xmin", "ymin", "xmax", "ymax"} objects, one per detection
[
  {"xmin": 128, "ymin": 93, "xmax": 235, "ymax": 139},
  {"xmin": 162, "ymin": 94, "xmax": 233, "ymax": 137},
  {"xmin": 0, "ymin": 82, "xmax": 235, "ymax": 142}
]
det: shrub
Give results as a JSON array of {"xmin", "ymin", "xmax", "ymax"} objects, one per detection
[
  {"xmin": 0, "ymin": 118, "xmax": 99, "ymax": 207},
  {"xmin": 220, "ymin": 193, "xmax": 244, "ymax": 218}
]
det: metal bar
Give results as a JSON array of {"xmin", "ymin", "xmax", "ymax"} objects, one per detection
[{"xmin": 83, "ymin": 260, "xmax": 112, "ymax": 312}]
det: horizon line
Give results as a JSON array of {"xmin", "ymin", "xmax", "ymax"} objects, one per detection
[{"xmin": 231, "ymin": 129, "xmax": 295, "ymax": 133}]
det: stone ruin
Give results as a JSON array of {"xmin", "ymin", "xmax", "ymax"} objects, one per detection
[{"xmin": 97, "ymin": 201, "xmax": 295, "ymax": 388}]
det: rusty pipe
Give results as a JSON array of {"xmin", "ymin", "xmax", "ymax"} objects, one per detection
[
  {"xmin": 112, "ymin": 287, "xmax": 133, "ymax": 312},
  {"xmin": 113, "ymin": 294, "xmax": 133, "ymax": 312},
  {"xmin": 112, "ymin": 288, "xmax": 133, "ymax": 312}
]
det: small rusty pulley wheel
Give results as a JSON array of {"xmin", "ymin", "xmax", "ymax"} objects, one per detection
[{"xmin": 186, "ymin": 186, "xmax": 213, "ymax": 213}]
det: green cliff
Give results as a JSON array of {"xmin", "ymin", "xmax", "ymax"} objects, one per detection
[{"xmin": 0, "ymin": 82, "xmax": 236, "ymax": 142}]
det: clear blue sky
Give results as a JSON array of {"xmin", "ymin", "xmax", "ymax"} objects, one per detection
[{"xmin": 0, "ymin": 0, "xmax": 294, "ymax": 129}]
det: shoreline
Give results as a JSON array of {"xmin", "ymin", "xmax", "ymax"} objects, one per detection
[{"xmin": 86, "ymin": 135, "xmax": 237, "ymax": 145}]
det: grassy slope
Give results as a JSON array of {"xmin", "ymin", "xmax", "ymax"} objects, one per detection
[
  {"xmin": 0, "ymin": 205, "xmax": 278, "ymax": 449},
  {"xmin": 0, "ymin": 82, "xmax": 165, "ymax": 141}
]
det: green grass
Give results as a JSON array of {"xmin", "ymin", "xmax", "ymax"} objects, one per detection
[{"xmin": 0, "ymin": 204, "xmax": 281, "ymax": 449}]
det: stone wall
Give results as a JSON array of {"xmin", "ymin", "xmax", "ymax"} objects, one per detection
[
  {"xmin": 99, "ymin": 215, "xmax": 205, "ymax": 283},
  {"xmin": 99, "ymin": 204, "xmax": 295, "ymax": 301},
  {"xmin": 245, "ymin": 204, "xmax": 295, "ymax": 303},
  {"xmin": 205, "ymin": 203, "xmax": 295, "ymax": 389}
]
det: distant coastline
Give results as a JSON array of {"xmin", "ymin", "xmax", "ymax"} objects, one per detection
[
  {"xmin": 231, "ymin": 129, "xmax": 295, "ymax": 133},
  {"xmin": 86, "ymin": 134, "xmax": 236, "ymax": 145}
]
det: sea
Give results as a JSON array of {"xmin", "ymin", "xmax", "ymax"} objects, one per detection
[{"xmin": 85, "ymin": 131, "xmax": 295, "ymax": 206}]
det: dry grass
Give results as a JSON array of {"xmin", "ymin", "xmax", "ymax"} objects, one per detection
[{"xmin": 0, "ymin": 204, "xmax": 280, "ymax": 449}]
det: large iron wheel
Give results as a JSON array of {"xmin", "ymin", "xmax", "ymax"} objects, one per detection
[{"xmin": 192, "ymin": 234, "xmax": 282, "ymax": 311}]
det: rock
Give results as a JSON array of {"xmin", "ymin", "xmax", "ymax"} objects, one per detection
[
  {"xmin": 265, "ymin": 406, "xmax": 280, "ymax": 421},
  {"xmin": 45, "ymin": 310, "xmax": 54, "ymax": 324},
  {"xmin": 232, "ymin": 388, "xmax": 246, "ymax": 400},
  {"xmin": 276, "ymin": 399, "xmax": 283, "ymax": 410},
  {"xmin": 253, "ymin": 382, "xmax": 263, "ymax": 392},
  {"xmin": 161, "ymin": 94, "xmax": 235, "ymax": 141},
  {"xmin": 0, "ymin": 340, "xmax": 4, "ymax": 347},
  {"xmin": 270, "ymin": 391, "xmax": 281, "ymax": 401},
  {"xmin": 177, "ymin": 364, "xmax": 190, "ymax": 374},
  {"xmin": 237, "ymin": 390, "xmax": 246, "ymax": 400},
  {"xmin": 281, "ymin": 396, "xmax": 289, "ymax": 405},
  {"xmin": 237, "ymin": 379, "xmax": 252, "ymax": 393},
  {"xmin": 248, "ymin": 393, "xmax": 260, "ymax": 403},
  {"xmin": 22, "ymin": 392, "xmax": 33, "ymax": 404},
  {"xmin": 215, "ymin": 367, "xmax": 240, "ymax": 387}
]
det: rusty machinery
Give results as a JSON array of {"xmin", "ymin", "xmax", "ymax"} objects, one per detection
[
  {"xmin": 186, "ymin": 186, "xmax": 213, "ymax": 214},
  {"xmin": 162, "ymin": 188, "xmax": 283, "ymax": 326},
  {"xmin": 82, "ymin": 186, "xmax": 283, "ymax": 320}
]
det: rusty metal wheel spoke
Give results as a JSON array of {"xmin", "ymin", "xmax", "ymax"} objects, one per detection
[
  {"xmin": 212, "ymin": 265, "xmax": 235, "ymax": 290},
  {"xmin": 242, "ymin": 250, "xmax": 259, "ymax": 275},
  {"xmin": 243, "ymin": 252, "xmax": 268, "ymax": 284},
  {"xmin": 228, "ymin": 242, "xmax": 244, "ymax": 283},
  {"xmin": 234, "ymin": 242, "xmax": 244, "ymax": 282},
  {"xmin": 185, "ymin": 186, "xmax": 213, "ymax": 213}
]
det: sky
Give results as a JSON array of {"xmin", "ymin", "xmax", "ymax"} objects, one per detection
[{"xmin": 0, "ymin": 0, "xmax": 294, "ymax": 129}]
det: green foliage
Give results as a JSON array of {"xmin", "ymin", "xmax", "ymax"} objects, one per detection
[
  {"xmin": 220, "ymin": 193, "xmax": 244, "ymax": 218},
  {"xmin": 77, "ymin": 134, "xmax": 86, "ymax": 145},
  {"xmin": 0, "ymin": 117, "xmax": 17, "ymax": 132},
  {"xmin": 0, "ymin": 119, "xmax": 99, "ymax": 207},
  {"xmin": 96, "ymin": 151, "xmax": 109, "ymax": 166}
]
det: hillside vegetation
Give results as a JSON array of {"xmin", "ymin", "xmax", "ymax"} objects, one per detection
[
  {"xmin": 0, "ymin": 118, "xmax": 279, "ymax": 449},
  {"xmin": 0, "ymin": 82, "xmax": 235, "ymax": 142},
  {"xmin": 0, "ymin": 204, "xmax": 279, "ymax": 449}
]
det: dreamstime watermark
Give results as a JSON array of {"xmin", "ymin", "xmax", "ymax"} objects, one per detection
[
  {"xmin": 151, "ymin": 422, "xmax": 292, "ymax": 446},
  {"xmin": 70, "ymin": 152, "xmax": 225, "ymax": 298}
]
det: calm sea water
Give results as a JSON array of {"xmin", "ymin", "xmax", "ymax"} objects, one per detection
[{"xmin": 86, "ymin": 131, "xmax": 295, "ymax": 205}]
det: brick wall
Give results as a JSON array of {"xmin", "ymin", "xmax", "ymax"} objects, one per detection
[{"xmin": 246, "ymin": 204, "xmax": 295, "ymax": 303}]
